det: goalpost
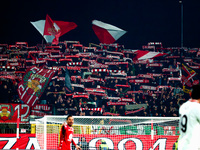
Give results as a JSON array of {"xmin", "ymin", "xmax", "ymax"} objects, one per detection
[{"xmin": 35, "ymin": 116, "xmax": 179, "ymax": 150}]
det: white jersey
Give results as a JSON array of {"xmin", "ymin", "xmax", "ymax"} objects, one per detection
[{"xmin": 178, "ymin": 99, "xmax": 200, "ymax": 150}]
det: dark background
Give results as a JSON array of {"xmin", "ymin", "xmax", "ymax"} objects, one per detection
[{"xmin": 0, "ymin": 0, "xmax": 200, "ymax": 49}]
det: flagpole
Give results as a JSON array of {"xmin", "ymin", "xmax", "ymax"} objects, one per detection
[
  {"xmin": 179, "ymin": 0, "xmax": 184, "ymax": 83},
  {"xmin": 179, "ymin": 0, "xmax": 184, "ymax": 48}
]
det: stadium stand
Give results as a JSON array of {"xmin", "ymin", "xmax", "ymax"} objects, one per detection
[{"xmin": 0, "ymin": 41, "xmax": 200, "ymax": 118}]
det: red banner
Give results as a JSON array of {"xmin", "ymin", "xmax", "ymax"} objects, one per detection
[
  {"xmin": 80, "ymin": 108, "xmax": 102, "ymax": 113},
  {"xmin": 147, "ymin": 63, "xmax": 163, "ymax": 67},
  {"xmin": 137, "ymin": 74, "xmax": 153, "ymax": 79},
  {"xmin": 105, "ymin": 62, "xmax": 128, "ymax": 65},
  {"xmin": 73, "ymin": 134, "xmax": 178, "ymax": 150},
  {"xmin": 0, "ymin": 104, "xmax": 29, "ymax": 123},
  {"xmin": 107, "ymin": 102, "xmax": 127, "ymax": 105},
  {"xmin": 162, "ymin": 68, "xmax": 179, "ymax": 72},
  {"xmin": 129, "ymin": 79, "xmax": 149, "ymax": 83},
  {"xmin": 18, "ymin": 67, "xmax": 56, "ymax": 107},
  {"xmin": 125, "ymin": 107, "xmax": 145, "ymax": 115},
  {"xmin": 140, "ymin": 85, "xmax": 157, "ymax": 91},
  {"xmin": 119, "ymin": 98, "xmax": 135, "ymax": 103},
  {"xmin": 0, "ymin": 134, "xmax": 38, "ymax": 149},
  {"xmin": 31, "ymin": 104, "xmax": 52, "ymax": 117},
  {"xmin": 0, "ymin": 134, "xmax": 179, "ymax": 150}
]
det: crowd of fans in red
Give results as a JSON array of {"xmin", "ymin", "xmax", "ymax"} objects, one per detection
[{"xmin": 0, "ymin": 41, "xmax": 200, "ymax": 117}]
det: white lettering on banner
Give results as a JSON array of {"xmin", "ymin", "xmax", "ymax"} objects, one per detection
[
  {"xmin": 18, "ymin": 84, "xmax": 24, "ymax": 95},
  {"xmin": 34, "ymin": 105, "xmax": 51, "ymax": 111},
  {"xmin": 91, "ymin": 125, "xmax": 120, "ymax": 135},
  {"xmin": 150, "ymin": 139, "xmax": 167, "ymax": 150},
  {"xmin": 26, "ymin": 137, "xmax": 40, "ymax": 149},
  {"xmin": 118, "ymin": 138, "xmax": 143, "ymax": 150},
  {"xmin": 0, "ymin": 135, "xmax": 175, "ymax": 150},
  {"xmin": 21, "ymin": 104, "xmax": 29, "ymax": 121},
  {"xmin": 73, "ymin": 137, "xmax": 169, "ymax": 150},
  {"xmin": 0, "ymin": 137, "xmax": 40, "ymax": 149},
  {"xmin": 14, "ymin": 104, "xmax": 29, "ymax": 122},
  {"xmin": 89, "ymin": 137, "xmax": 114, "ymax": 150},
  {"xmin": 0, "ymin": 137, "xmax": 16, "ymax": 149}
]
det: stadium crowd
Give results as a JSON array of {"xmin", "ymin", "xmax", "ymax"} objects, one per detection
[{"xmin": 0, "ymin": 41, "xmax": 200, "ymax": 117}]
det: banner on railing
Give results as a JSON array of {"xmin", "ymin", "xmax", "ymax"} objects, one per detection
[
  {"xmin": 31, "ymin": 104, "xmax": 52, "ymax": 117},
  {"xmin": 0, "ymin": 104, "xmax": 29, "ymax": 123},
  {"xmin": 73, "ymin": 134, "xmax": 178, "ymax": 150},
  {"xmin": 0, "ymin": 134, "xmax": 38, "ymax": 149},
  {"xmin": 0, "ymin": 134, "xmax": 178, "ymax": 150}
]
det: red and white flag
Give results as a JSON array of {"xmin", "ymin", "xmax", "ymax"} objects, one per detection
[
  {"xmin": 132, "ymin": 50, "xmax": 167, "ymax": 60},
  {"xmin": 31, "ymin": 14, "xmax": 77, "ymax": 44},
  {"xmin": 43, "ymin": 14, "xmax": 61, "ymax": 44},
  {"xmin": 18, "ymin": 67, "xmax": 56, "ymax": 107},
  {"xmin": 92, "ymin": 20, "xmax": 127, "ymax": 44}
]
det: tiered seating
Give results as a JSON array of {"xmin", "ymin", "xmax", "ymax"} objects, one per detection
[{"xmin": 0, "ymin": 41, "xmax": 200, "ymax": 116}]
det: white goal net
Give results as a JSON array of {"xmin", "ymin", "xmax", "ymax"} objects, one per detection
[{"xmin": 35, "ymin": 116, "xmax": 179, "ymax": 150}]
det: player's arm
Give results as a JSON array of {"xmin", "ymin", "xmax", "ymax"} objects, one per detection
[
  {"xmin": 195, "ymin": 105, "xmax": 200, "ymax": 123},
  {"xmin": 58, "ymin": 123, "xmax": 66, "ymax": 149},
  {"xmin": 60, "ymin": 122, "xmax": 66, "ymax": 141},
  {"xmin": 72, "ymin": 139, "xmax": 82, "ymax": 150}
]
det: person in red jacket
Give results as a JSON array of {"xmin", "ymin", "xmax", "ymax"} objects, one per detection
[{"xmin": 58, "ymin": 115, "xmax": 81, "ymax": 150}]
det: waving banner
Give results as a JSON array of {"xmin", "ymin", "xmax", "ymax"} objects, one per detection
[
  {"xmin": 18, "ymin": 67, "xmax": 56, "ymax": 107},
  {"xmin": 0, "ymin": 134, "xmax": 39, "ymax": 149},
  {"xmin": 31, "ymin": 15, "xmax": 77, "ymax": 44},
  {"xmin": 92, "ymin": 20, "xmax": 127, "ymax": 44},
  {"xmin": 181, "ymin": 62, "xmax": 200, "ymax": 98}
]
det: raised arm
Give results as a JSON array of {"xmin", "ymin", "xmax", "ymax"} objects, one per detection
[{"xmin": 72, "ymin": 139, "xmax": 82, "ymax": 150}]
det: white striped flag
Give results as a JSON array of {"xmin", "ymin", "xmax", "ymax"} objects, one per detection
[
  {"xmin": 17, "ymin": 67, "xmax": 56, "ymax": 107},
  {"xmin": 80, "ymin": 108, "xmax": 102, "ymax": 113},
  {"xmin": 132, "ymin": 50, "xmax": 167, "ymax": 60},
  {"xmin": 92, "ymin": 20, "xmax": 127, "ymax": 44}
]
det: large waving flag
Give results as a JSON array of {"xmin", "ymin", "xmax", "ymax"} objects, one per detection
[
  {"xmin": 18, "ymin": 67, "xmax": 56, "ymax": 107},
  {"xmin": 43, "ymin": 14, "xmax": 61, "ymax": 44},
  {"xmin": 132, "ymin": 50, "xmax": 167, "ymax": 60},
  {"xmin": 92, "ymin": 20, "xmax": 127, "ymax": 44},
  {"xmin": 181, "ymin": 62, "xmax": 200, "ymax": 98},
  {"xmin": 31, "ymin": 15, "xmax": 77, "ymax": 44}
]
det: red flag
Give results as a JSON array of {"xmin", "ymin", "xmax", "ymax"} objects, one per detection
[
  {"xmin": 43, "ymin": 14, "xmax": 61, "ymax": 44},
  {"xmin": 31, "ymin": 16, "xmax": 77, "ymax": 44},
  {"xmin": 18, "ymin": 67, "xmax": 56, "ymax": 107},
  {"xmin": 132, "ymin": 50, "xmax": 167, "ymax": 60},
  {"xmin": 92, "ymin": 20, "xmax": 127, "ymax": 44},
  {"xmin": 54, "ymin": 21, "xmax": 77, "ymax": 37}
]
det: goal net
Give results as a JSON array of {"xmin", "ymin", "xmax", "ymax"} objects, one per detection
[{"xmin": 35, "ymin": 116, "xmax": 179, "ymax": 150}]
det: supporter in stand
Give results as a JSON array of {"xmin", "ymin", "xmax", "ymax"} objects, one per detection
[
  {"xmin": 110, "ymin": 105, "xmax": 118, "ymax": 114},
  {"xmin": 1, "ymin": 41, "xmax": 199, "ymax": 117},
  {"xmin": 118, "ymin": 106, "xmax": 125, "ymax": 116},
  {"xmin": 1, "ymin": 83, "xmax": 11, "ymax": 103},
  {"xmin": 88, "ymin": 111, "xmax": 94, "ymax": 116},
  {"xmin": 93, "ymin": 96, "xmax": 100, "ymax": 107},
  {"xmin": 80, "ymin": 111, "xmax": 86, "ymax": 116}
]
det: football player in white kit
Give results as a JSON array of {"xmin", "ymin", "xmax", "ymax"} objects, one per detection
[{"xmin": 178, "ymin": 84, "xmax": 200, "ymax": 150}]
